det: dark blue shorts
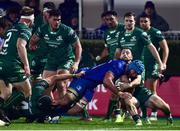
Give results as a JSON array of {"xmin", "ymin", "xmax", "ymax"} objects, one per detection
[{"xmin": 69, "ymin": 78, "xmax": 97, "ymax": 102}]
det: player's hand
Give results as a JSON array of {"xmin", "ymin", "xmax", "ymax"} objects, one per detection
[
  {"xmin": 116, "ymin": 82, "xmax": 132, "ymax": 91},
  {"xmin": 29, "ymin": 44, "xmax": 37, "ymax": 51},
  {"xmin": 24, "ymin": 65, "xmax": 31, "ymax": 77},
  {"xmin": 75, "ymin": 71, "xmax": 85, "ymax": 78},
  {"xmin": 162, "ymin": 63, "xmax": 167, "ymax": 71},
  {"xmin": 70, "ymin": 62, "xmax": 79, "ymax": 73},
  {"xmin": 158, "ymin": 62, "xmax": 165, "ymax": 74}
]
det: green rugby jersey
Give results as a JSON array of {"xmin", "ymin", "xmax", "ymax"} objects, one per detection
[
  {"xmin": 143, "ymin": 27, "xmax": 164, "ymax": 60},
  {"xmin": 119, "ymin": 27, "xmax": 151, "ymax": 60},
  {"xmin": 104, "ymin": 23, "xmax": 125, "ymax": 59},
  {"xmin": 0, "ymin": 23, "xmax": 32, "ymax": 63},
  {"xmin": 35, "ymin": 23, "xmax": 78, "ymax": 60}
]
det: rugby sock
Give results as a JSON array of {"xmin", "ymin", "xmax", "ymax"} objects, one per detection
[
  {"xmin": 152, "ymin": 108, "xmax": 157, "ymax": 112},
  {"xmin": 114, "ymin": 108, "xmax": 121, "ymax": 116},
  {"xmin": 3, "ymin": 91, "xmax": 25, "ymax": 110},
  {"xmin": 0, "ymin": 97, "xmax": 4, "ymax": 108},
  {"xmin": 105, "ymin": 99, "xmax": 118, "ymax": 119},
  {"xmin": 82, "ymin": 108, "xmax": 90, "ymax": 118},
  {"xmin": 151, "ymin": 108, "xmax": 157, "ymax": 117},
  {"xmin": 141, "ymin": 105, "xmax": 148, "ymax": 118},
  {"xmin": 132, "ymin": 114, "xmax": 141, "ymax": 123}
]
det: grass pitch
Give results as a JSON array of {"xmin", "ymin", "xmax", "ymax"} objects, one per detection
[{"xmin": 0, "ymin": 116, "xmax": 179, "ymax": 130}]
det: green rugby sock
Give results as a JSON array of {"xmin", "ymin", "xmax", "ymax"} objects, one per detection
[
  {"xmin": 0, "ymin": 97, "xmax": 5, "ymax": 108},
  {"xmin": 82, "ymin": 108, "xmax": 90, "ymax": 118},
  {"xmin": 3, "ymin": 90, "xmax": 25, "ymax": 109},
  {"xmin": 105, "ymin": 99, "xmax": 118, "ymax": 119},
  {"xmin": 141, "ymin": 105, "xmax": 148, "ymax": 118}
]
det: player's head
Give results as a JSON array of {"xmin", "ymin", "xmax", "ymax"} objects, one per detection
[
  {"xmin": 20, "ymin": 6, "xmax": 34, "ymax": 27},
  {"xmin": 103, "ymin": 10, "xmax": 118, "ymax": 28},
  {"xmin": 119, "ymin": 48, "xmax": 133, "ymax": 61},
  {"xmin": 124, "ymin": 12, "xmax": 136, "ymax": 31},
  {"xmin": 48, "ymin": 9, "xmax": 61, "ymax": 30},
  {"xmin": 127, "ymin": 60, "xmax": 144, "ymax": 77},
  {"xmin": 43, "ymin": 2, "xmax": 56, "ymax": 21},
  {"xmin": 139, "ymin": 13, "xmax": 151, "ymax": 30}
]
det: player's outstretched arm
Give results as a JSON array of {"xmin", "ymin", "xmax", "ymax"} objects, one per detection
[{"xmin": 46, "ymin": 71, "xmax": 85, "ymax": 87}]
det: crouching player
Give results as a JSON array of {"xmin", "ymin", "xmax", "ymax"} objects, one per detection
[{"xmin": 117, "ymin": 61, "xmax": 173, "ymax": 126}]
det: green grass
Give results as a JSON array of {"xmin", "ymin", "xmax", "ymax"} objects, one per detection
[{"xmin": 0, "ymin": 116, "xmax": 179, "ymax": 130}]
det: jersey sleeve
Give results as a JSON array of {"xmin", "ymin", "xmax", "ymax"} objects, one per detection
[
  {"xmin": 155, "ymin": 30, "xmax": 165, "ymax": 42},
  {"xmin": 19, "ymin": 28, "xmax": 32, "ymax": 42},
  {"xmin": 65, "ymin": 27, "xmax": 79, "ymax": 45},
  {"xmin": 140, "ymin": 31, "xmax": 151, "ymax": 46}
]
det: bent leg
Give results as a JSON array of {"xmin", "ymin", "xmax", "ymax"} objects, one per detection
[{"xmin": 145, "ymin": 95, "xmax": 171, "ymax": 117}]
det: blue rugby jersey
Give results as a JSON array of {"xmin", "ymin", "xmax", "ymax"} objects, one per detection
[{"xmin": 79, "ymin": 60, "xmax": 127, "ymax": 84}]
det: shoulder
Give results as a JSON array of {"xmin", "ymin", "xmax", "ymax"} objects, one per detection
[
  {"xmin": 110, "ymin": 60, "xmax": 126, "ymax": 66},
  {"xmin": 18, "ymin": 23, "xmax": 32, "ymax": 34},
  {"xmin": 60, "ymin": 24, "xmax": 74, "ymax": 32},
  {"xmin": 150, "ymin": 27, "xmax": 163, "ymax": 36}
]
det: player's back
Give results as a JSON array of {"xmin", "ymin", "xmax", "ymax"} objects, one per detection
[{"xmin": 81, "ymin": 60, "xmax": 126, "ymax": 84}]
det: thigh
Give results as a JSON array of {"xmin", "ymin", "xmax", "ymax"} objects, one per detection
[
  {"xmin": 0, "ymin": 80, "xmax": 12, "ymax": 100},
  {"xmin": 42, "ymin": 70, "xmax": 56, "ymax": 78},
  {"xmin": 145, "ymin": 94, "xmax": 167, "ymax": 108},
  {"xmin": 12, "ymin": 79, "xmax": 31, "ymax": 97}
]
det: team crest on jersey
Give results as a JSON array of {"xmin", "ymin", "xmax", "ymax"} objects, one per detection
[
  {"xmin": 130, "ymin": 36, "xmax": 136, "ymax": 42},
  {"xmin": 109, "ymin": 30, "xmax": 116, "ymax": 34},
  {"xmin": 44, "ymin": 34, "xmax": 49, "ymax": 40},
  {"xmin": 106, "ymin": 35, "xmax": 111, "ymax": 41},
  {"xmin": 115, "ymin": 32, "xmax": 120, "ymax": 38},
  {"xmin": 56, "ymin": 35, "xmax": 63, "ymax": 41},
  {"xmin": 120, "ymin": 37, "xmax": 125, "ymax": 43}
]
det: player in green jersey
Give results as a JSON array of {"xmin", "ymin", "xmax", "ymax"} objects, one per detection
[
  {"xmin": 95, "ymin": 11, "xmax": 125, "ymax": 122},
  {"xmin": 0, "ymin": 6, "xmax": 34, "ymax": 126},
  {"xmin": 118, "ymin": 12, "xmax": 165, "ymax": 123},
  {"xmin": 96, "ymin": 10, "xmax": 125, "ymax": 62},
  {"xmin": 29, "ymin": 9, "xmax": 82, "ymax": 97},
  {"xmin": 29, "ymin": 9, "xmax": 82, "ymax": 121},
  {"xmin": 29, "ymin": 2, "xmax": 56, "ymax": 86},
  {"xmin": 139, "ymin": 13, "xmax": 169, "ymax": 121},
  {"xmin": 119, "ymin": 12, "xmax": 164, "ymax": 70},
  {"xmin": 117, "ymin": 63, "xmax": 172, "ymax": 126}
]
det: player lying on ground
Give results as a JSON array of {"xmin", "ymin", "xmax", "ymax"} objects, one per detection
[{"xmin": 0, "ymin": 72, "xmax": 84, "ymax": 126}]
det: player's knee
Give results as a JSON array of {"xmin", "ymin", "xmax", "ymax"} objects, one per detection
[{"xmin": 22, "ymin": 86, "xmax": 32, "ymax": 98}]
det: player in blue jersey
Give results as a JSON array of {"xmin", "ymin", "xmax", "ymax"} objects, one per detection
[
  {"xmin": 24, "ymin": 56, "xmax": 144, "ymax": 124},
  {"xmin": 49, "ymin": 60, "xmax": 143, "ymax": 119}
]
